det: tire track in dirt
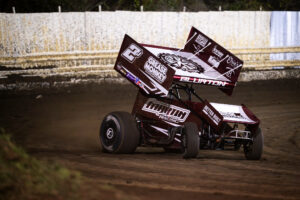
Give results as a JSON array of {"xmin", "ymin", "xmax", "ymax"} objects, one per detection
[
  {"xmin": 58, "ymin": 156, "xmax": 300, "ymax": 200},
  {"xmin": 1, "ymin": 79, "xmax": 300, "ymax": 200},
  {"xmin": 31, "ymin": 146, "xmax": 300, "ymax": 200}
]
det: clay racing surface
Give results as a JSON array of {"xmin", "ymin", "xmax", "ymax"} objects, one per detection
[{"xmin": 1, "ymin": 79, "xmax": 300, "ymax": 200}]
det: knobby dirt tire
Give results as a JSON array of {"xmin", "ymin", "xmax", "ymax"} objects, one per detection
[
  {"xmin": 244, "ymin": 127, "xmax": 264, "ymax": 160},
  {"xmin": 182, "ymin": 122, "xmax": 200, "ymax": 159}
]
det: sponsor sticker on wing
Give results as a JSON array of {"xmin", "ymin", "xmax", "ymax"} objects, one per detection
[
  {"xmin": 208, "ymin": 56, "xmax": 220, "ymax": 68},
  {"xmin": 212, "ymin": 45, "xmax": 224, "ymax": 58},
  {"xmin": 195, "ymin": 34, "xmax": 209, "ymax": 47},
  {"xmin": 144, "ymin": 56, "xmax": 167, "ymax": 84}
]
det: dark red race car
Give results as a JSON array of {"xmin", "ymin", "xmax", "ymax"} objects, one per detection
[{"xmin": 99, "ymin": 27, "xmax": 263, "ymax": 160}]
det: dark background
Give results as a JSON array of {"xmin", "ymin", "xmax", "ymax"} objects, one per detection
[{"xmin": 1, "ymin": 0, "xmax": 300, "ymax": 13}]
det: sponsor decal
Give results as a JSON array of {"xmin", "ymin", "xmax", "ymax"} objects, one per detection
[
  {"xmin": 224, "ymin": 56, "xmax": 242, "ymax": 79},
  {"xmin": 192, "ymin": 42, "xmax": 211, "ymax": 55},
  {"xmin": 117, "ymin": 63, "xmax": 145, "ymax": 90},
  {"xmin": 178, "ymin": 76, "xmax": 229, "ymax": 87},
  {"xmin": 219, "ymin": 112, "xmax": 248, "ymax": 120},
  {"xmin": 119, "ymin": 68, "xmax": 127, "ymax": 75},
  {"xmin": 193, "ymin": 44, "xmax": 202, "ymax": 54},
  {"xmin": 226, "ymin": 56, "xmax": 239, "ymax": 68},
  {"xmin": 121, "ymin": 43, "xmax": 143, "ymax": 63},
  {"xmin": 212, "ymin": 45, "xmax": 224, "ymax": 58},
  {"xmin": 208, "ymin": 56, "xmax": 220, "ymax": 68},
  {"xmin": 142, "ymin": 98, "xmax": 190, "ymax": 123},
  {"xmin": 126, "ymin": 72, "xmax": 136, "ymax": 82},
  {"xmin": 116, "ymin": 63, "xmax": 169, "ymax": 96},
  {"xmin": 158, "ymin": 53, "xmax": 204, "ymax": 73},
  {"xmin": 202, "ymin": 105, "xmax": 221, "ymax": 125},
  {"xmin": 116, "ymin": 63, "xmax": 127, "ymax": 75},
  {"xmin": 224, "ymin": 68, "xmax": 234, "ymax": 79},
  {"xmin": 144, "ymin": 56, "xmax": 168, "ymax": 84},
  {"xmin": 195, "ymin": 34, "xmax": 208, "ymax": 47}
]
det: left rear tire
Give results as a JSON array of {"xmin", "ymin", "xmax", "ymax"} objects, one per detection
[{"xmin": 100, "ymin": 111, "xmax": 140, "ymax": 154}]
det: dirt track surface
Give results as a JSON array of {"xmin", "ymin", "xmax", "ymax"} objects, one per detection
[{"xmin": 1, "ymin": 79, "xmax": 300, "ymax": 200}]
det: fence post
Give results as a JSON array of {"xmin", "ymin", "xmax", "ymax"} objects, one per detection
[
  {"xmin": 218, "ymin": 5, "xmax": 222, "ymax": 11},
  {"xmin": 58, "ymin": 6, "xmax": 61, "ymax": 12},
  {"xmin": 12, "ymin": 7, "xmax": 16, "ymax": 14},
  {"xmin": 98, "ymin": 5, "xmax": 102, "ymax": 12},
  {"xmin": 140, "ymin": 5, "xmax": 143, "ymax": 12},
  {"xmin": 183, "ymin": 6, "xmax": 186, "ymax": 12}
]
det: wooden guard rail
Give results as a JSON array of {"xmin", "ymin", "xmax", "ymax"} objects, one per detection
[{"xmin": 0, "ymin": 47, "xmax": 300, "ymax": 71}]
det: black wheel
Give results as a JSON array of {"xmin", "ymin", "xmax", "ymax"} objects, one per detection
[
  {"xmin": 99, "ymin": 111, "xmax": 140, "ymax": 153},
  {"xmin": 182, "ymin": 122, "xmax": 200, "ymax": 159},
  {"xmin": 244, "ymin": 127, "xmax": 263, "ymax": 160}
]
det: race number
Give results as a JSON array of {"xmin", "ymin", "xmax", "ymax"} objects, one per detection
[{"xmin": 121, "ymin": 44, "xmax": 143, "ymax": 63}]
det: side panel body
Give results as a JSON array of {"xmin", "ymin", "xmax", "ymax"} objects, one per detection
[{"xmin": 132, "ymin": 92, "xmax": 203, "ymax": 147}]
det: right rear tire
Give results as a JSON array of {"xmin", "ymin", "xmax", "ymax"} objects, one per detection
[
  {"xmin": 182, "ymin": 122, "xmax": 200, "ymax": 159},
  {"xmin": 244, "ymin": 127, "xmax": 263, "ymax": 160},
  {"xmin": 99, "ymin": 111, "xmax": 140, "ymax": 154}
]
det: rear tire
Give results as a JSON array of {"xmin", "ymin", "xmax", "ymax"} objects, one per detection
[
  {"xmin": 100, "ymin": 111, "xmax": 140, "ymax": 153},
  {"xmin": 182, "ymin": 122, "xmax": 200, "ymax": 159},
  {"xmin": 244, "ymin": 127, "xmax": 263, "ymax": 160}
]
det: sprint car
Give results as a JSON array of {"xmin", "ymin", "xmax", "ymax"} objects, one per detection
[{"xmin": 99, "ymin": 27, "xmax": 263, "ymax": 159}]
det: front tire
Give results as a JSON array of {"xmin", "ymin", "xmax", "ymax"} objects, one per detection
[
  {"xmin": 100, "ymin": 112, "xmax": 140, "ymax": 154},
  {"xmin": 244, "ymin": 127, "xmax": 263, "ymax": 160},
  {"xmin": 182, "ymin": 122, "xmax": 200, "ymax": 159}
]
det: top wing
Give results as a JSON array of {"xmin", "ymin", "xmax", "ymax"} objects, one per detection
[
  {"xmin": 143, "ymin": 27, "xmax": 243, "ymax": 95},
  {"xmin": 114, "ymin": 27, "xmax": 243, "ymax": 96},
  {"xmin": 143, "ymin": 44, "xmax": 235, "ymax": 90}
]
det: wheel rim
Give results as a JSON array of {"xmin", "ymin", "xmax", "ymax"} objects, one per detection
[
  {"xmin": 106, "ymin": 128, "xmax": 114, "ymax": 139},
  {"xmin": 100, "ymin": 115, "xmax": 121, "ymax": 152},
  {"xmin": 102, "ymin": 121, "xmax": 117, "ymax": 148}
]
